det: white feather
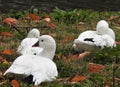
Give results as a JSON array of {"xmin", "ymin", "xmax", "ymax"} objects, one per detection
[
  {"xmin": 73, "ymin": 30, "xmax": 97, "ymax": 52},
  {"xmin": 96, "ymin": 20, "xmax": 115, "ymax": 40},
  {"xmin": 93, "ymin": 34, "xmax": 116, "ymax": 48},
  {"xmin": 4, "ymin": 55, "xmax": 58, "ymax": 85}
]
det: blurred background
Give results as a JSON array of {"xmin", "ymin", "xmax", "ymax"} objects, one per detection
[{"xmin": 1, "ymin": 0, "xmax": 120, "ymax": 13}]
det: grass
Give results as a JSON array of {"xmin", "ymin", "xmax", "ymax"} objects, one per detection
[{"xmin": 0, "ymin": 8, "xmax": 120, "ymax": 87}]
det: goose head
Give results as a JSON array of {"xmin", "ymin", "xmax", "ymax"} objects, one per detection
[
  {"xmin": 34, "ymin": 35, "xmax": 56, "ymax": 60},
  {"xmin": 27, "ymin": 28, "xmax": 40, "ymax": 38},
  {"xmin": 96, "ymin": 20, "xmax": 109, "ymax": 35}
]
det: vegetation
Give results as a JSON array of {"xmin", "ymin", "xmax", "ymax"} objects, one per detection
[{"xmin": 0, "ymin": 7, "xmax": 120, "ymax": 87}]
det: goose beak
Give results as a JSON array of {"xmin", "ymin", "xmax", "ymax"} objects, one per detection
[{"xmin": 32, "ymin": 41, "xmax": 39, "ymax": 47}]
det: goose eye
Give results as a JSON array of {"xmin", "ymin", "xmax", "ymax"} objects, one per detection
[{"xmin": 41, "ymin": 40, "xmax": 44, "ymax": 42}]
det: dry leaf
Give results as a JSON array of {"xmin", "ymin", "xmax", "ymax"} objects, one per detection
[
  {"xmin": 76, "ymin": 22, "xmax": 85, "ymax": 28},
  {"xmin": 0, "ymin": 70, "xmax": 6, "ymax": 76},
  {"xmin": 72, "ymin": 54, "xmax": 79, "ymax": 60},
  {"xmin": 0, "ymin": 80, "xmax": 8, "ymax": 86},
  {"xmin": 3, "ymin": 59, "xmax": 9, "ymax": 65},
  {"xmin": 0, "ymin": 56, "xmax": 4, "ymax": 62},
  {"xmin": 0, "ymin": 42, "xmax": 6, "ymax": 46},
  {"xmin": 114, "ymin": 77, "xmax": 120, "ymax": 82},
  {"xmin": 78, "ymin": 22, "xmax": 85, "ymax": 25},
  {"xmin": 105, "ymin": 85, "xmax": 109, "ymax": 87},
  {"xmin": 49, "ymin": 33, "xmax": 57, "ymax": 37},
  {"xmin": 70, "ymin": 75, "xmax": 88, "ymax": 82},
  {"xmin": 79, "ymin": 51, "xmax": 90, "ymax": 59},
  {"xmin": 108, "ymin": 16, "xmax": 119, "ymax": 21},
  {"xmin": 44, "ymin": 15, "xmax": 51, "ymax": 23},
  {"xmin": 71, "ymin": 52, "xmax": 90, "ymax": 60},
  {"xmin": 105, "ymin": 81, "xmax": 113, "ymax": 85},
  {"xmin": 0, "ymin": 71, "xmax": 2, "ymax": 76},
  {"xmin": 0, "ymin": 32, "xmax": 12, "ymax": 37},
  {"xmin": 1, "ymin": 49, "xmax": 12, "ymax": 55},
  {"xmin": 33, "ymin": 85, "xmax": 39, "ymax": 87},
  {"xmin": 27, "ymin": 14, "xmax": 41, "ymax": 21},
  {"xmin": 48, "ymin": 23, "xmax": 56, "ymax": 29},
  {"xmin": 61, "ymin": 36, "xmax": 74, "ymax": 45},
  {"xmin": 115, "ymin": 41, "xmax": 120, "ymax": 45},
  {"xmin": 2, "ymin": 18, "xmax": 18, "ymax": 25},
  {"xmin": 88, "ymin": 63, "xmax": 105, "ymax": 73},
  {"xmin": 10, "ymin": 80, "xmax": 20, "ymax": 87}
]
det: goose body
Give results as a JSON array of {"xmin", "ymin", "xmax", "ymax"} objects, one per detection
[
  {"xmin": 73, "ymin": 30, "xmax": 98, "ymax": 52},
  {"xmin": 4, "ymin": 55, "xmax": 58, "ymax": 85},
  {"xmin": 4, "ymin": 35, "xmax": 58, "ymax": 85}
]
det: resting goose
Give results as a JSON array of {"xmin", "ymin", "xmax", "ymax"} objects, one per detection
[
  {"xmin": 4, "ymin": 35, "xmax": 58, "ymax": 85},
  {"xmin": 17, "ymin": 28, "xmax": 43, "ymax": 55},
  {"xmin": 73, "ymin": 20, "xmax": 116, "ymax": 52}
]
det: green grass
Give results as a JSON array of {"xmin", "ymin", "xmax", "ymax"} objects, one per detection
[{"xmin": 0, "ymin": 8, "xmax": 120, "ymax": 87}]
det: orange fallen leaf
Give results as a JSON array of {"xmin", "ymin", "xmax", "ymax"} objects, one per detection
[
  {"xmin": 72, "ymin": 54, "xmax": 79, "ymax": 60},
  {"xmin": 2, "ymin": 18, "xmax": 18, "ymax": 25},
  {"xmin": 48, "ymin": 23, "xmax": 56, "ymax": 29},
  {"xmin": 1, "ymin": 49, "xmax": 12, "ymax": 55},
  {"xmin": 27, "ymin": 13, "xmax": 41, "ymax": 21},
  {"xmin": 88, "ymin": 63, "xmax": 105, "ymax": 73},
  {"xmin": 70, "ymin": 75, "xmax": 88, "ymax": 82},
  {"xmin": 0, "ymin": 32, "xmax": 12, "ymax": 37},
  {"xmin": 11, "ymin": 80, "xmax": 20, "ymax": 87}
]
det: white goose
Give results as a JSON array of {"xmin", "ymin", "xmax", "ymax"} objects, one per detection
[
  {"xmin": 17, "ymin": 28, "xmax": 43, "ymax": 55},
  {"xmin": 4, "ymin": 35, "xmax": 58, "ymax": 85},
  {"xmin": 73, "ymin": 20, "xmax": 116, "ymax": 52}
]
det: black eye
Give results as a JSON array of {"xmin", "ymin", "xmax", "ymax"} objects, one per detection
[{"xmin": 41, "ymin": 40, "xmax": 44, "ymax": 42}]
